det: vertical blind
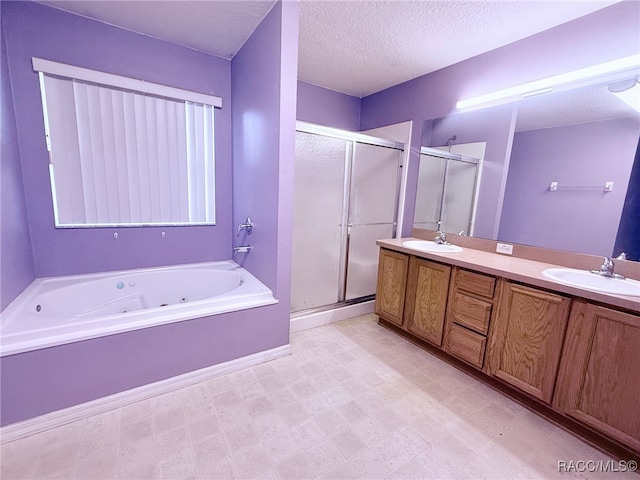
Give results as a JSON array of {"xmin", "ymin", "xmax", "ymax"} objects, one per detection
[{"xmin": 35, "ymin": 59, "xmax": 219, "ymax": 227}]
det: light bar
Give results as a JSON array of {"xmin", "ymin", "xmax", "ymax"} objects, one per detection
[{"xmin": 456, "ymin": 54, "xmax": 640, "ymax": 110}]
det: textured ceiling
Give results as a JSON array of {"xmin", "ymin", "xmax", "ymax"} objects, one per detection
[
  {"xmin": 297, "ymin": 0, "xmax": 620, "ymax": 97},
  {"xmin": 41, "ymin": 0, "xmax": 620, "ymax": 98},
  {"xmin": 37, "ymin": 0, "xmax": 635, "ymax": 129},
  {"xmin": 515, "ymin": 83, "xmax": 637, "ymax": 132}
]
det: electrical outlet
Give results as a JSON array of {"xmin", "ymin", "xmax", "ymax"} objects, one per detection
[{"xmin": 496, "ymin": 243, "xmax": 514, "ymax": 255}]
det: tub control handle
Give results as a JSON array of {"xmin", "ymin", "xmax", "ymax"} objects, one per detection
[{"xmin": 237, "ymin": 217, "xmax": 253, "ymax": 236}]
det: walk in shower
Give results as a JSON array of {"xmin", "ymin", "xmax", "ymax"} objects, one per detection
[
  {"xmin": 413, "ymin": 146, "xmax": 481, "ymax": 236},
  {"xmin": 291, "ymin": 122, "xmax": 404, "ymax": 313}
]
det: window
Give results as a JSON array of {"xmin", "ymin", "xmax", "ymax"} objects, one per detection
[{"xmin": 33, "ymin": 58, "xmax": 222, "ymax": 227}]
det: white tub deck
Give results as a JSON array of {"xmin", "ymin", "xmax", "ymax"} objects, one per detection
[{"xmin": 0, "ymin": 261, "xmax": 277, "ymax": 356}]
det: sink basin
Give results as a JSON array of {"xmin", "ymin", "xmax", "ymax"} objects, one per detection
[
  {"xmin": 402, "ymin": 240, "xmax": 463, "ymax": 253},
  {"xmin": 542, "ymin": 268, "xmax": 640, "ymax": 297}
]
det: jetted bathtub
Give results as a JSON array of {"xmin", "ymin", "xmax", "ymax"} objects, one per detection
[{"xmin": 0, "ymin": 261, "xmax": 277, "ymax": 356}]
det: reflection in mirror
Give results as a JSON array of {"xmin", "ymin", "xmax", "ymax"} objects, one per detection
[
  {"xmin": 417, "ymin": 78, "xmax": 640, "ymax": 258},
  {"xmin": 414, "ymin": 146, "xmax": 482, "ymax": 236}
]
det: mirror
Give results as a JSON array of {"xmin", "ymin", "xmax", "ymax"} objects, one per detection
[{"xmin": 418, "ymin": 78, "xmax": 640, "ymax": 258}]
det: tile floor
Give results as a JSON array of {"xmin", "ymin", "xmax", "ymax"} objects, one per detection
[{"xmin": 1, "ymin": 313, "xmax": 636, "ymax": 480}]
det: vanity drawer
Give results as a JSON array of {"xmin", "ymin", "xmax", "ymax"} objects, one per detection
[
  {"xmin": 446, "ymin": 324, "xmax": 486, "ymax": 368},
  {"xmin": 452, "ymin": 293, "xmax": 492, "ymax": 335},
  {"xmin": 457, "ymin": 269, "xmax": 496, "ymax": 299}
]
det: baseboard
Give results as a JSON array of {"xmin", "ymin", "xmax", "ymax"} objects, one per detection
[
  {"xmin": 0, "ymin": 344, "xmax": 291, "ymax": 444},
  {"xmin": 290, "ymin": 300, "xmax": 375, "ymax": 333}
]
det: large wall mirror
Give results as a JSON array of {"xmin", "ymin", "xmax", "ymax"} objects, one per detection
[{"xmin": 417, "ymin": 75, "xmax": 640, "ymax": 259}]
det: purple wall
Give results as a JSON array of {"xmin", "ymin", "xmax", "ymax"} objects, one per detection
[
  {"xmin": 1, "ymin": 1, "xmax": 296, "ymax": 426},
  {"xmin": 499, "ymin": 117, "xmax": 640, "ymax": 256},
  {"xmin": 427, "ymin": 106, "xmax": 517, "ymax": 239},
  {"xmin": 2, "ymin": 1, "xmax": 233, "ymax": 278},
  {"xmin": 361, "ymin": 1, "xmax": 640, "ymax": 239},
  {"xmin": 1, "ymin": 25, "xmax": 35, "ymax": 311},
  {"xmin": 297, "ymin": 80, "xmax": 360, "ymax": 131}
]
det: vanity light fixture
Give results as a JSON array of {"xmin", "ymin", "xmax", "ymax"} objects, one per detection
[
  {"xmin": 456, "ymin": 54, "xmax": 640, "ymax": 110},
  {"xmin": 608, "ymin": 79, "xmax": 640, "ymax": 113}
]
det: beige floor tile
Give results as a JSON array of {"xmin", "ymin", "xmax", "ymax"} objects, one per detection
[
  {"xmin": 232, "ymin": 444, "xmax": 273, "ymax": 479},
  {"xmin": 315, "ymin": 409, "xmax": 349, "ymax": 436},
  {"xmin": 276, "ymin": 452, "xmax": 318, "ymax": 480},
  {"xmin": 223, "ymin": 422, "xmax": 259, "ymax": 452},
  {"xmin": 347, "ymin": 447, "xmax": 393, "ymax": 479},
  {"xmin": 350, "ymin": 416, "xmax": 391, "ymax": 449},
  {"xmin": 304, "ymin": 438, "xmax": 344, "ymax": 476},
  {"xmin": 188, "ymin": 414, "xmax": 222, "ymax": 444},
  {"xmin": 153, "ymin": 406, "xmax": 186, "ymax": 433},
  {"xmin": 277, "ymin": 402, "xmax": 314, "ymax": 427},
  {"xmin": 267, "ymin": 386, "xmax": 298, "ymax": 406},
  {"xmin": 74, "ymin": 451, "xmax": 119, "ymax": 480},
  {"xmin": 192, "ymin": 433, "xmax": 229, "ymax": 470},
  {"xmin": 466, "ymin": 438, "xmax": 528, "ymax": 479},
  {"xmin": 120, "ymin": 416, "xmax": 154, "ymax": 444},
  {"xmin": 387, "ymin": 445, "xmax": 463, "ymax": 480},
  {"xmin": 1, "ymin": 314, "xmax": 627, "ymax": 480},
  {"xmin": 198, "ymin": 456, "xmax": 237, "ymax": 480},
  {"xmin": 291, "ymin": 418, "xmax": 329, "ymax": 450},
  {"xmin": 252, "ymin": 410, "xmax": 291, "ymax": 440},
  {"xmin": 155, "ymin": 426, "xmax": 188, "ymax": 457},
  {"xmin": 157, "ymin": 447, "xmax": 197, "ymax": 480},
  {"xmin": 262, "ymin": 431, "xmax": 302, "ymax": 464},
  {"xmin": 320, "ymin": 461, "xmax": 360, "ymax": 480},
  {"xmin": 120, "ymin": 399, "xmax": 153, "ymax": 426}
]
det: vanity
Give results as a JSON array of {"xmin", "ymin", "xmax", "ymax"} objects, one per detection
[{"xmin": 375, "ymin": 232, "xmax": 640, "ymax": 461}]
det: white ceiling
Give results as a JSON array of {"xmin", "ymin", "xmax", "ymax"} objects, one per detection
[
  {"xmin": 38, "ymin": 0, "xmax": 637, "ymax": 129},
  {"xmin": 41, "ymin": 0, "xmax": 621, "ymax": 98}
]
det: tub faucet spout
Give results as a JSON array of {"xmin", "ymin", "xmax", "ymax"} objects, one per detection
[{"xmin": 233, "ymin": 245, "xmax": 251, "ymax": 254}]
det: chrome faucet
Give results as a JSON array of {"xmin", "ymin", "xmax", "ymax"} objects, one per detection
[
  {"xmin": 590, "ymin": 257, "xmax": 626, "ymax": 279},
  {"xmin": 434, "ymin": 231, "xmax": 450, "ymax": 245},
  {"xmin": 233, "ymin": 245, "xmax": 251, "ymax": 254},
  {"xmin": 237, "ymin": 217, "xmax": 253, "ymax": 236}
]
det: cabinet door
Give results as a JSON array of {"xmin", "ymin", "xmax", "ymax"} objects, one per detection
[
  {"xmin": 374, "ymin": 248, "xmax": 409, "ymax": 326},
  {"xmin": 488, "ymin": 283, "xmax": 570, "ymax": 403},
  {"xmin": 405, "ymin": 257, "xmax": 451, "ymax": 346},
  {"xmin": 554, "ymin": 302, "xmax": 640, "ymax": 451}
]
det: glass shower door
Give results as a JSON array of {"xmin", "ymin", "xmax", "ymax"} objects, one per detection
[
  {"xmin": 413, "ymin": 154, "xmax": 447, "ymax": 230},
  {"xmin": 414, "ymin": 148, "xmax": 479, "ymax": 235},
  {"xmin": 291, "ymin": 132, "xmax": 349, "ymax": 312},
  {"xmin": 345, "ymin": 143, "xmax": 402, "ymax": 300}
]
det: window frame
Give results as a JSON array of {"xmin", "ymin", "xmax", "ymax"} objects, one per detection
[{"xmin": 33, "ymin": 57, "xmax": 222, "ymax": 228}]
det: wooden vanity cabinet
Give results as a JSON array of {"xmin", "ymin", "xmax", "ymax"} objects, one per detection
[
  {"xmin": 554, "ymin": 301, "xmax": 640, "ymax": 451},
  {"xmin": 404, "ymin": 257, "xmax": 451, "ymax": 346},
  {"xmin": 374, "ymin": 248, "xmax": 409, "ymax": 327},
  {"xmin": 443, "ymin": 268, "xmax": 498, "ymax": 368},
  {"xmin": 487, "ymin": 282, "xmax": 571, "ymax": 403}
]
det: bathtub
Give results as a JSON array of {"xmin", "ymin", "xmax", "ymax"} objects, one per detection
[{"xmin": 0, "ymin": 261, "xmax": 277, "ymax": 356}]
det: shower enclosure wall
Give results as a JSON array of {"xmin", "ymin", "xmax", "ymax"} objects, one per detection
[
  {"xmin": 291, "ymin": 123, "xmax": 404, "ymax": 313},
  {"xmin": 413, "ymin": 146, "xmax": 481, "ymax": 236}
]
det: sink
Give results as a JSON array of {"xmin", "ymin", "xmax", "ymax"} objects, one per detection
[
  {"xmin": 402, "ymin": 240, "xmax": 463, "ymax": 253},
  {"xmin": 542, "ymin": 268, "xmax": 640, "ymax": 297}
]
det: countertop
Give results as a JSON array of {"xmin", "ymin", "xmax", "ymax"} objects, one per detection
[{"xmin": 377, "ymin": 238, "xmax": 640, "ymax": 314}]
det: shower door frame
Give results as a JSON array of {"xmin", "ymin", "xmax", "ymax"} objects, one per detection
[{"xmin": 293, "ymin": 121, "xmax": 405, "ymax": 314}]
